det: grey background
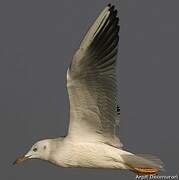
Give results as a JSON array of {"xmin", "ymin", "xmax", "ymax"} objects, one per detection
[{"xmin": 0, "ymin": 0, "xmax": 178, "ymax": 179}]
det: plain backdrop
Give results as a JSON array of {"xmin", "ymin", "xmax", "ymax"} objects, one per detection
[{"xmin": 0, "ymin": 0, "xmax": 178, "ymax": 179}]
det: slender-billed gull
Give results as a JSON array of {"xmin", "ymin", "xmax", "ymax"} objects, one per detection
[{"xmin": 13, "ymin": 4, "xmax": 164, "ymax": 175}]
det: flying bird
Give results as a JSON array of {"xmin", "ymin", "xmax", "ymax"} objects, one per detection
[{"xmin": 14, "ymin": 4, "xmax": 164, "ymax": 175}]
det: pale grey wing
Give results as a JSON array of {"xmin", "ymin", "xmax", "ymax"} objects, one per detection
[{"xmin": 67, "ymin": 5, "xmax": 122, "ymax": 148}]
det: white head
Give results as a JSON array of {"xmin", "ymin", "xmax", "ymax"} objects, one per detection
[{"xmin": 13, "ymin": 139, "xmax": 52, "ymax": 165}]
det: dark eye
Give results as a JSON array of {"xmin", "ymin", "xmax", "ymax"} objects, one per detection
[{"xmin": 33, "ymin": 148, "xmax": 37, "ymax": 152}]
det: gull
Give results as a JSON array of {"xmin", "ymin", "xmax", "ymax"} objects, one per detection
[{"xmin": 14, "ymin": 4, "xmax": 164, "ymax": 175}]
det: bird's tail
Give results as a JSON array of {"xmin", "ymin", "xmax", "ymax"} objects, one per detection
[{"xmin": 121, "ymin": 154, "xmax": 164, "ymax": 175}]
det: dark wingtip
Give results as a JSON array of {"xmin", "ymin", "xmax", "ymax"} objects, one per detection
[
  {"xmin": 116, "ymin": 17, "xmax": 119, "ymax": 23},
  {"xmin": 12, "ymin": 159, "xmax": 17, "ymax": 165},
  {"xmin": 111, "ymin": 5, "xmax": 115, "ymax": 10},
  {"xmin": 117, "ymin": 105, "xmax": 120, "ymax": 115},
  {"xmin": 108, "ymin": 4, "xmax": 117, "ymax": 15},
  {"xmin": 108, "ymin": 4, "xmax": 115, "ymax": 11},
  {"xmin": 114, "ymin": 9, "xmax": 118, "ymax": 15}
]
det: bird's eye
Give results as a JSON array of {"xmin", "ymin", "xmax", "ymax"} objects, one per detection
[{"xmin": 33, "ymin": 148, "xmax": 37, "ymax": 152}]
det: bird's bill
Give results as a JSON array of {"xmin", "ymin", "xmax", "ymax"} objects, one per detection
[{"xmin": 13, "ymin": 155, "xmax": 30, "ymax": 165}]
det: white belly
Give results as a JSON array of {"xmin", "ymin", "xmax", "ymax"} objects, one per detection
[{"xmin": 50, "ymin": 141, "xmax": 132, "ymax": 169}]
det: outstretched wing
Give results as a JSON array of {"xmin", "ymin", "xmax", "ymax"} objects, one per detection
[{"xmin": 67, "ymin": 5, "xmax": 122, "ymax": 148}]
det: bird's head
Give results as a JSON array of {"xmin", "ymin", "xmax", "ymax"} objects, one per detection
[{"xmin": 13, "ymin": 139, "xmax": 52, "ymax": 165}]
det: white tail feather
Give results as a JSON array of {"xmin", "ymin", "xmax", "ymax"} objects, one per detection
[{"xmin": 122, "ymin": 154, "xmax": 164, "ymax": 171}]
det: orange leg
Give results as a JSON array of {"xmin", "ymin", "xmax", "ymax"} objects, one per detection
[{"xmin": 127, "ymin": 164, "xmax": 160, "ymax": 175}]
